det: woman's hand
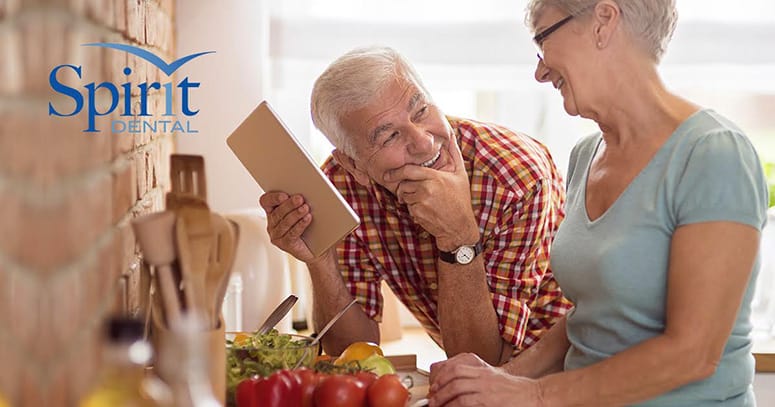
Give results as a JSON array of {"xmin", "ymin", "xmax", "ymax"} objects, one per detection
[{"xmin": 429, "ymin": 353, "xmax": 544, "ymax": 407}]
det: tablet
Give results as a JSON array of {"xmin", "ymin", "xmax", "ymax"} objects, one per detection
[{"xmin": 226, "ymin": 101, "xmax": 360, "ymax": 257}]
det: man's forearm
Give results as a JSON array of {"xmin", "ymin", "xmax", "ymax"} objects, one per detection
[
  {"xmin": 306, "ymin": 249, "xmax": 380, "ymax": 355},
  {"xmin": 437, "ymin": 256, "xmax": 509, "ymax": 365}
]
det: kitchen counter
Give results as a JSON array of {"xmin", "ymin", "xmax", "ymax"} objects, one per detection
[{"xmin": 753, "ymin": 335, "xmax": 775, "ymax": 372}]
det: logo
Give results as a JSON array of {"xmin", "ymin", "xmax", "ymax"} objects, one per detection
[{"xmin": 48, "ymin": 43, "xmax": 215, "ymax": 134}]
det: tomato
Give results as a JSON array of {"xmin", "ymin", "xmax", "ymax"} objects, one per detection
[
  {"xmin": 295, "ymin": 368, "xmax": 322, "ymax": 407},
  {"xmin": 235, "ymin": 377, "xmax": 259, "ymax": 407},
  {"xmin": 314, "ymin": 374, "xmax": 367, "ymax": 407},
  {"xmin": 367, "ymin": 374, "xmax": 409, "ymax": 407},
  {"xmin": 353, "ymin": 371, "xmax": 378, "ymax": 389},
  {"xmin": 334, "ymin": 341, "xmax": 384, "ymax": 365}
]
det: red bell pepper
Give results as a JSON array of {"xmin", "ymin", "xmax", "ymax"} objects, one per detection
[
  {"xmin": 235, "ymin": 376, "xmax": 259, "ymax": 407},
  {"xmin": 270, "ymin": 370, "xmax": 302, "ymax": 407},
  {"xmin": 294, "ymin": 368, "xmax": 322, "ymax": 407},
  {"xmin": 236, "ymin": 370, "xmax": 303, "ymax": 407}
]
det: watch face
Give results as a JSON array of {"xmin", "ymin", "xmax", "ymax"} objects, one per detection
[{"xmin": 455, "ymin": 245, "xmax": 476, "ymax": 264}]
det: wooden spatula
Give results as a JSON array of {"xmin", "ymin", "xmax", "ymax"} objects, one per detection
[
  {"xmin": 167, "ymin": 155, "xmax": 214, "ymax": 320},
  {"xmin": 206, "ymin": 213, "xmax": 237, "ymax": 328},
  {"xmin": 170, "ymin": 154, "xmax": 207, "ymax": 201}
]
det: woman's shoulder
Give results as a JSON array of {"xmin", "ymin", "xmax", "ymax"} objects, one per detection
[
  {"xmin": 667, "ymin": 109, "xmax": 769, "ymax": 229},
  {"xmin": 673, "ymin": 109, "xmax": 751, "ymax": 148},
  {"xmin": 670, "ymin": 109, "xmax": 762, "ymax": 175}
]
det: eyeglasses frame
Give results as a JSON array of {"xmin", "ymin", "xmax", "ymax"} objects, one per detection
[{"xmin": 533, "ymin": 14, "xmax": 575, "ymax": 59}]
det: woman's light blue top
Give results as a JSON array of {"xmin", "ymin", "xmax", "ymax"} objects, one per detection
[{"xmin": 551, "ymin": 110, "xmax": 769, "ymax": 405}]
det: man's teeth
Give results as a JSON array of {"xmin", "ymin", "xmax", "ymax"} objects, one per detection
[{"xmin": 421, "ymin": 151, "xmax": 441, "ymax": 168}]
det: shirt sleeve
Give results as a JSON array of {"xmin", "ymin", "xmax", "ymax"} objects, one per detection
[
  {"xmin": 674, "ymin": 130, "xmax": 768, "ymax": 231},
  {"xmin": 336, "ymin": 234, "xmax": 385, "ymax": 322},
  {"xmin": 322, "ymin": 156, "xmax": 386, "ymax": 323},
  {"xmin": 485, "ymin": 178, "xmax": 572, "ymax": 352}
]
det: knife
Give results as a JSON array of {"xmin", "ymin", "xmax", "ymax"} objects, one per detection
[
  {"xmin": 309, "ymin": 298, "xmax": 359, "ymax": 347},
  {"xmin": 256, "ymin": 294, "xmax": 298, "ymax": 335}
]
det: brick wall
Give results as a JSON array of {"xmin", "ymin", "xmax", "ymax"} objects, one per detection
[{"xmin": 0, "ymin": 0, "xmax": 175, "ymax": 405}]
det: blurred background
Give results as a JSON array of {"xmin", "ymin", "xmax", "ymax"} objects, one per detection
[
  {"xmin": 0, "ymin": 0, "xmax": 773, "ymax": 405},
  {"xmin": 175, "ymin": 0, "xmax": 775, "ymax": 212}
]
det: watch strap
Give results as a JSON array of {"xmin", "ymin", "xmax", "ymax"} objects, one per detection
[{"xmin": 438, "ymin": 241, "xmax": 483, "ymax": 264}]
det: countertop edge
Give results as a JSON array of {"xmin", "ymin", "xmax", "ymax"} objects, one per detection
[{"xmin": 754, "ymin": 352, "xmax": 775, "ymax": 373}]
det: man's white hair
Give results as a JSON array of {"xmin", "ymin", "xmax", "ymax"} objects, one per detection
[{"xmin": 310, "ymin": 46, "xmax": 431, "ymax": 158}]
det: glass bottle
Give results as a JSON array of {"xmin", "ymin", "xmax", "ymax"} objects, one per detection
[{"xmin": 79, "ymin": 317, "xmax": 169, "ymax": 407}]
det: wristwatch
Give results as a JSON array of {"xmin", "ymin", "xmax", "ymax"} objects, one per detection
[{"xmin": 438, "ymin": 241, "xmax": 483, "ymax": 265}]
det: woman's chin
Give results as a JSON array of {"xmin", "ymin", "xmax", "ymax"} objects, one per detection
[
  {"xmin": 562, "ymin": 103, "xmax": 580, "ymax": 117},
  {"xmin": 560, "ymin": 96, "xmax": 584, "ymax": 117}
]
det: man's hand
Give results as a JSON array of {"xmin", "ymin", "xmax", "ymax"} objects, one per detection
[
  {"xmin": 258, "ymin": 192, "xmax": 316, "ymax": 262},
  {"xmin": 386, "ymin": 137, "xmax": 479, "ymax": 249}
]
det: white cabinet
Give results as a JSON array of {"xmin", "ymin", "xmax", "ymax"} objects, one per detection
[{"xmin": 754, "ymin": 373, "xmax": 775, "ymax": 405}]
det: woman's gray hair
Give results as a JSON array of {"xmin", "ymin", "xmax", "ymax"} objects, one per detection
[
  {"xmin": 310, "ymin": 46, "xmax": 430, "ymax": 158},
  {"xmin": 525, "ymin": 0, "xmax": 678, "ymax": 62}
]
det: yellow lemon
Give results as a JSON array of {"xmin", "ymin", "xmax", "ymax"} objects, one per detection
[
  {"xmin": 359, "ymin": 354, "xmax": 396, "ymax": 376},
  {"xmin": 334, "ymin": 341, "xmax": 384, "ymax": 365}
]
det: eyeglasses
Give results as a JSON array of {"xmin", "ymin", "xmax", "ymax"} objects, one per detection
[{"xmin": 533, "ymin": 14, "xmax": 574, "ymax": 60}]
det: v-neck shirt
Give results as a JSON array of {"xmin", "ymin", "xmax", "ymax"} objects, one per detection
[{"xmin": 551, "ymin": 109, "xmax": 769, "ymax": 405}]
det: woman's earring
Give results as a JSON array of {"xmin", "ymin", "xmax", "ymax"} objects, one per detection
[{"xmin": 597, "ymin": 41, "xmax": 603, "ymax": 48}]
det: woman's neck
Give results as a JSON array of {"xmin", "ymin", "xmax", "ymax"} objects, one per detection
[{"xmin": 590, "ymin": 61, "xmax": 699, "ymax": 150}]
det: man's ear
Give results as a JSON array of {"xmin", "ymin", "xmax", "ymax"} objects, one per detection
[
  {"xmin": 332, "ymin": 149, "xmax": 371, "ymax": 187},
  {"xmin": 592, "ymin": 0, "xmax": 620, "ymax": 48}
]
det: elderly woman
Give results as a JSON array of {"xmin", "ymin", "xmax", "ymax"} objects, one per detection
[{"xmin": 428, "ymin": 0, "xmax": 769, "ymax": 406}]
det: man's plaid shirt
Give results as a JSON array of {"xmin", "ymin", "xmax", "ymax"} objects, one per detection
[{"xmin": 321, "ymin": 116, "xmax": 572, "ymax": 352}]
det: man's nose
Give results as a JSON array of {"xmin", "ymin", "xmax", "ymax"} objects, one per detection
[
  {"xmin": 406, "ymin": 126, "xmax": 434, "ymax": 155},
  {"xmin": 534, "ymin": 58, "xmax": 550, "ymax": 83}
]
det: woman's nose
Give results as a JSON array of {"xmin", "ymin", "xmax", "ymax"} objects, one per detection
[{"xmin": 534, "ymin": 57, "xmax": 550, "ymax": 83}]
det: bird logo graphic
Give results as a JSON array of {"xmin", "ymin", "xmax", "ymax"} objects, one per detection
[{"xmin": 82, "ymin": 43, "xmax": 215, "ymax": 76}]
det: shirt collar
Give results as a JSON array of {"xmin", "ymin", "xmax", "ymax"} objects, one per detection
[{"xmin": 371, "ymin": 181, "xmax": 410, "ymax": 216}]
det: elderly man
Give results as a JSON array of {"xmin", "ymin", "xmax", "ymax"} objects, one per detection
[{"xmin": 259, "ymin": 46, "xmax": 570, "ymax": 365}]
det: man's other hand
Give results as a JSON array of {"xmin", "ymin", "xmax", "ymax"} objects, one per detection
[{"xmin": 259, "ymin": 192, "xmax": 316, "ymax": 262}]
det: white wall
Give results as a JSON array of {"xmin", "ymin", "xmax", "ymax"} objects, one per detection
[{"xmin": 175, "ymin": 0, "xmax": 270, "ymax": 212}]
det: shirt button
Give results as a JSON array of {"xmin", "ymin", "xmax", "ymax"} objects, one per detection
[
  {"xmin": 419, "ymin": 231, "xmax": 430, "ymax": 239},
  {"xmin": 429, "ymin": 282, "xmax": 438, "ymax": 290}
]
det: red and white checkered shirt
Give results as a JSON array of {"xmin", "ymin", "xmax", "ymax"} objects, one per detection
[{"xmin": 321, "ymin": 116, "xmax": 571, "ymax": 352}]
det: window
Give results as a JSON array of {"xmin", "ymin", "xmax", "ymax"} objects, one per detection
[
  {"xmin": 264, "ymin": 0, "xmax": 775, "ymax": 357},
  {"xmin": 267, "ymin": 0, "xmax": 775, "ymax": 170}
]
